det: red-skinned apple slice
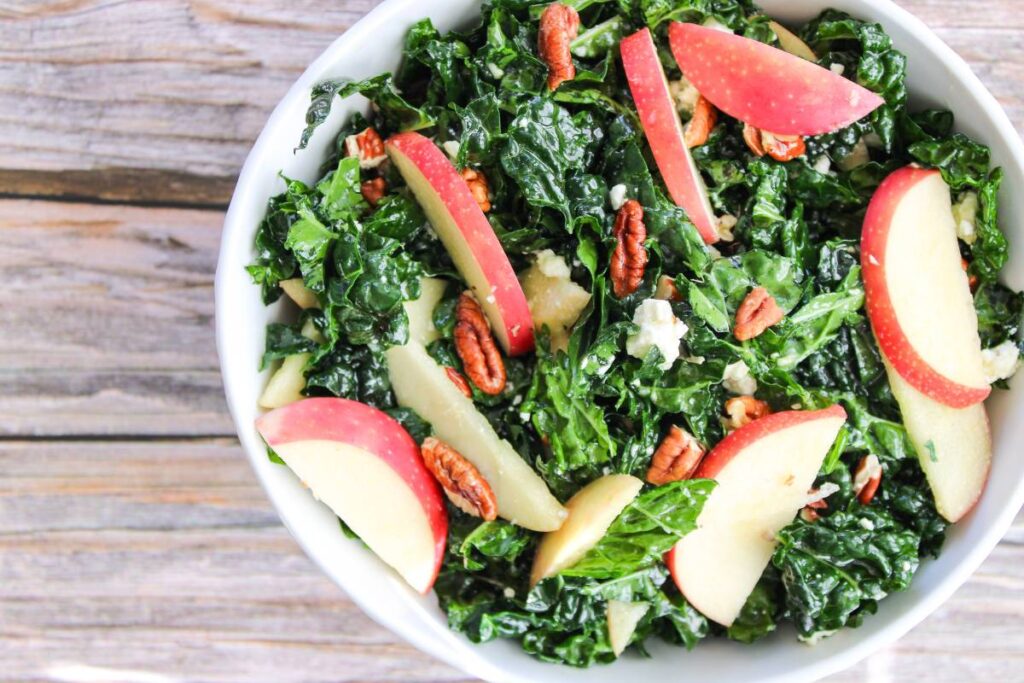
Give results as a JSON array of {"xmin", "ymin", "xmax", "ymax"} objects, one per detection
[
  {"xmin": 620, "ymin": 28, "xmax": 719, "ymax": 244},
  {"xmin": 668, "ymin": 22, "xmax": 885, "ymax": 136},
  {"xmin": 862, "ymin": 166, "xmax": 990, "ymax": 408},
  {"xmin": 666, "ymin": 405, "xmax": 847, "ymax": 626},
  {"xmin": 386, "ymin": 132, "xmax": 534, "ymax": 355},
  {"xmin": 883, "ymin": 356, "xmax": 991, "ymax": 523},
  {"xmin": 256, "ymin": 397, "xmax": 447, "ymax": 594}
]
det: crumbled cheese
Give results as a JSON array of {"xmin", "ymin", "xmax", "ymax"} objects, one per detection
[
  {"xmin": 685, "ymin": 355, "xmax": 706, "ymax": 365},
  {"xmin": 608, "ymin": 183, "xmax": 629, "ymax": 210},
  {"xmin": 707, "ymin": 245, "xmax": 723, "ymax": 260},
  {"xmin": 858, "ymin": 518, "xmax": 876, "ymax": 531},
  {"xmin": 981, "ymin": 340, "xmax": 1020, "ymax": 383},
  {"xmin": 534, "ymin": 249, "xmax": 572, "ymax": 279},
  {"xmin": 790, "ymin": 403, "xmax": 802, "ymax": 410},
  {"xmin": 668, "ymin": 77, "xmax": 701, "ymax": 114},
  {"xmin": 512, "ymin": 394, "xmax": 523, "ymax": 406},
  {"xmin": 442, "ymin": 140, "xmax": 461, "ymax": 161},
  {"xmin": 813, "ymin": 155, "xmax": 832, "ymax": 175},
  {"xmin": 829, "ymin": 63, "xmax": 846, "ymax": 76},
  {"xmin": 804, "ymin": 482, "xmax": 841, "ymax": 507},
  {"xmin": 952, "ymin": 191, "xmax": 980, "ymax": 245},
  {"xmin": 625, "ymin": 299, "xmax": 688, "ymax": 370},
  {"xmin": 503, "ymin": 587, "xmax": 516, "ymax": 599},
  {"xmin": 722, "ymin": 360, "xmax": 757, "ymax": 395},
  {"xmin": 716, "ymin": 214, "xmax": 738, "ymax": 242},
  {"xmin": 486, "ymin": 62, "xmax": 505, "ymax": 80}
]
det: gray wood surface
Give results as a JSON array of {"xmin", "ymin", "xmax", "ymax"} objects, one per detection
[{"xmin": 1, "ymin": 1, "xmax": 1021, "ymax": 681}]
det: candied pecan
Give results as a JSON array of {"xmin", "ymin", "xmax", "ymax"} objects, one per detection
[
  {"xmin": 962, "ymin": 257, "xmax": 979, "ymax": 291},
  {"xmin": 654, "ymin": 274, "xmax": 683, "ymax": 302},
  {"xmin": 853, "ymin": 454, "xmax": 882, "ymax": 505},
  {"xmin": 734, "ymin": 286, "xmax": 784, "ymax": 341},
  {"xmin": 360, "ymin": 177, "xmax": 387, "ymax": 207},
  {"xmin": 742, "ymin": 124, "xmax": 805, "ymax": 162},
  {"xmin": 723, "ymin": 396, "xmax": 772, "ymax": 430},
  {"xmin": 344, "ymin": 127, "xmax": 387, "ymax": 169},
  {"xmin": 445, "ymin": 366, "xmax": 473, "ymax": 399},
  {"xmin": 610, "ymin": 199, "xmax": 648, "ymax": 298},
  {"xmin": 684, "ymin": 96, "xmax": 718, "ymax": 148},
  {"xmin": 800, "ymin": 488, "xmax": 831, "ymax": 522},
  {"xmin": 460, "ymin": 167, "xmax": 491, "ymax": 213},
  {"xmin": 421, "ymin": 437, "xmax": 498, "ymax": 520},
  {"xmin": 454, "ymin": 292, "xmax": 506, "ymax": 395},
  {"xmin": 538, "ymin": 3, "xmax": 580, "ymax": 91},
  {"xmin": 647, "ymin": 425, "xmax": 706, "ymax": 485}
]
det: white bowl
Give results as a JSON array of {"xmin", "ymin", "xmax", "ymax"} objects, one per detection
[{"xmin": 216, "ymin": 1, "xmax": 1024, "ymax": 681}]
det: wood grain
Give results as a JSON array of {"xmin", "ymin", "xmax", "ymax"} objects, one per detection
[
  {"xmin": 0, "ymin": 199, "xmax": 233, "ymax": 437},
  {"xmin": 0, "ymin": 0, "xmax": 1021, "ymax": 206}
]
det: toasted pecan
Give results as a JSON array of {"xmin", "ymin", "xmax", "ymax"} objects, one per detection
[
  {"xmin": 610, "ymin": 199, "xmax": 647, "ymax": 298},
  {"xmin": 445, "ymin": 366, "xmax": 473, "ymax": 399},
  {"xmin": 684, "ymin": 96, "xmax": 718, "ymax": 148},
  {"xmin": 723, "ymin": 396, "xmax": 772, "ymax": 431},
  {"xmin": 538, "ymin": 3, "xmax": 580, "ymax": 91},
  {"xmin": 734, "ymin": 286, "xmax": 784, "ymax": 341},
  {"xmin": 360, "ymin": 177, "xmax": 387, "ymax": 207},
  {"xmin": 853, "ymin": 454, "xmax": 882, "ymax": 505},
  {"xmin": 454, "ymin": 292, "xmax": 506, "ymax": 395},
  {"xmin": 345, "ymin": 127, "xmax": 387, "ymax": 168},
  {"xmin": 421, "ymin": 437, "xmax": 498, "ymax": 520},
  {"xmin": 460, "ymin": 167, "xmax": 492, "ymax": 213},
  {"xmin": 742, "ymin": 123, "xmax": 805, "ymax": 162},
  {"xmin": 647, "ymin": 426, "xmax": 706, "ymax": 485}
]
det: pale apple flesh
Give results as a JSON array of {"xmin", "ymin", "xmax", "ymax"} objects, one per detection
[
  {"xmin": 530, "ymin": 474, "xmax": 643, "ymax": 586},
  {"xmin": 607, "ymin": 600, "xmax": 650, "ymax": 657},
  {"xmin": 256, "ymin": 398, "xmax": 448, "ymax": 594},
  {"xmin": 404, "ymin": 277, "xmax": 448, "ymax": 346},
  {"xmin": 280, "ymin": 277, "xmax": 320, "ymax": 309},
  {"xmin": 668, "ymin": 22, "xmax": 884, "ymax": 136},
  {"xmin": 258, "ymin": 319, "xmax": 323, "ymax": 409},
  {"xmin": 520, "ymin": 260, "xmax": 591, "ymax": 352},
  {"xmin": 862, "ymin": 166, "xmax": 990, "ymax": 408},
  {"xmin": 667, "ymin": 406, "xmax": 847, "ymax": 626},
  {"xmin": 883, "ymin": 357, "xmax": 991, "ymax": 522},
  {"xmin": 620, "ymin": 28, "xmax": 719, "ymax": 244},
  {"xmin": 386, "ymin": 132, "xmax": 534, "ymax": 356},
  {"xmin": 769, "ymin": 20, "xmax": 817, "ymax": 62}
]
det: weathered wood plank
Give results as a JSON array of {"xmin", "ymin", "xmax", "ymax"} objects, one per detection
[
  {"xmin": 0, "ymin": 199, "xmax": 234, "ymax": 436},
  {"xmin": 1, "ymin": 439, "xmax": 1022, "ymax": 682},
  {"xmin": 0, "ymin": 0, "xmax": 1020, "ymax": 206}
]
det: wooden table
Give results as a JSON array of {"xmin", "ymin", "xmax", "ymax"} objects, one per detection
[{"xmin": 2, "ymin": 1, "xmax": 1022, "ymax": 681}]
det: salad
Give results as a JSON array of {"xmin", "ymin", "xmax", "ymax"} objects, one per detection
[{"xmin": 246, "ymin": 0, "xmax": 1022, "ymax": 667}]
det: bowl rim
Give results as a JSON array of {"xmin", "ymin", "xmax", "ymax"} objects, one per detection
[{"xmin": 216, "ymin": 1, "xmax": 1024, "ymax": 681}]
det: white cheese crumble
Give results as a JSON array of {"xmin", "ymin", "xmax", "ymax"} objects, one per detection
[
  {"xmin": 858, "ymin": 518, "xmax": 876, "ymax": 531},
  {"xmin": 716, "ymin": 214, "xmax": 738, "ymax": 242},
  {"xmin": 952, "ymin": 191, "xmax": 980, "ymax": 245},
  {"xmin": 829, "ymin": 62, "xmax": 846, "ymax": 76},
  {"xmin": 981, "ymin": 340, "xmax": 1020, "ymax": 383},
  {"xmin": 625, "ymin": 299, "xmax": 688, "ymax": 370},
  {"xmin": 608, "ymin": 183, "xmax": 628, "ymax": 211},
  {"xmin": 804, "ymin": 482, "xmax": 841, "ymax": 507},
  {"xmin": 442, "ymin": 140, "xmax": 461, "ymax": 161},
  {"xmin": 486, "ymin": 62, "xmax": 505, "ymax": 80},
  {"xmin": 534, "ymin": 249, "xmax": 572, "ymax": 279},
  {"xmin": 668, "ymin": 77, "xmax": 701, "ymax": 114},
  {"xmin": 503, "ymin": 587, "xmax": 516, "ymax": 599},
  {"xmin": 722, "ymin": 360, "xmax": 757, "ymax": 395},
  {"xmin": 707, "ymin": 245, "xmax": 723, "ymax": 260},
  {"xmin": 813, "ymin": 155, "xmax": 832, "ymax": 175}
]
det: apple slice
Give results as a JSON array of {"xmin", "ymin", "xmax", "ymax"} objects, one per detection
[
  {"xmin": 256, "ymin": 398, "xmax": 447, "ymax": 594},
  {"xmin": 769, "ymin": 20, "xmax": 817, "ymax": 62},
  {"xmin": 667, "ymin": 406, "xmax": 847, "ymax": 626},
  {"xmin": 620, "ymin": 28, "xmax": 719, "ymax": 244},
  {"xmin": 404, "ymin": 277, "xmax": 448, "ymax": 346},
  {"xmin": 258, "ymin": 319, "xmax": 323, "ymax": 409},
  {"xmin": 883, "ymin": 356, "xmax": 991, "ymax": 522},
  {"xmin": 280, "ymin": 277, "xmax": 320, "ymax": 309},
  {"xmin": 862, "ymin": 166, "xmax": 990, "ymax": 408},
  {"xmin": 386, "ymin": 132, "xmax": 534, "ymax": 355},
  {"xmin": 607, "ymin": 600, "xmax": 650, "ymax": 657},
  {"xmin": 530, "ymin": 474, "xmax": 643, "ymax": 585},
  {"xmin": 668, "ymin": 22, "xmax": 884, "ymax": 136}
]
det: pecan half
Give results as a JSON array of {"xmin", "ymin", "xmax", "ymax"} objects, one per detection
[
  {"xmin": 539, "ymin": 3, "xmax": 580, "ymax": 91},
  {"xmin": 421, "ymin": 437, "xmax": 498, "ymax": 520},
  {"xmin": 800, "ymin": 497, "xmax": 829, "ymax": 522},
  {"xmin": 610, "ymin": 199, "xmax": 648, "ymax": 298},
  {"xmin": 461, "ymin": 167, "xmax": 491, "ymax": 213},
  {"xmin": 853, "ymin": 454, "xmax": 882, "ymax": 505},
  {"xmin": 454, "ymin": 292, "xmax": 507, "ymax": 395},
  {"xmin": 723, "ymin": 396, "xmax": 772, "ymax": 431},
  {"xmin": 345, "ymin": 127, "xmax": 387, "ymax": 169},
  {"xmin": 734, "ymin": 286, "xmax": 784, "ymax": 341},
  {"xmin": 684, "ymin": 96, "xmax": 718, "ymax": 148},
  {"xmin": 445, "ymin": 366, "xmax": 473, "ymax": 399},
  {"xmin": 654, "ymin": 274, "xmax": 683, "ymax": 302},
  {"xmin": 742, "ymin": 123, "xmax": 806, "ymax": 162},
  {"xmin": 647, "ymin": 425, "xmax": 706, "ymax": 485},
  {"xmin": 360, "ymin": 177, "xmax": 387, "ymax": 207}
]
